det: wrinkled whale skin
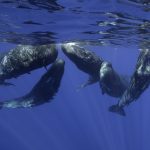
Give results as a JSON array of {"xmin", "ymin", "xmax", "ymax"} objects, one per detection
[
  {"xmin": 99, "ymin": 61, "xmax": 128, "ymax": 98},
  {"xmin": 0, "ymin": 59, "xmax": 65, "ymax": 108},
  {"xmin": 109, "ymin": 49, "xmax": 150, "ymax": 116},
  {"xmin": 62, "ymin": 43, "xmax": 103, "ymax": 78},
  {"xmin": 62, "ymin": 43, "xmax": 129, "ymax": 95},
  {"xmin": 0, "ymin": 44, "xmax": 58, "ymax": 84},
  {"xmin": 62, "ymin": 43, "xmax": 103, "ymax": 87}
]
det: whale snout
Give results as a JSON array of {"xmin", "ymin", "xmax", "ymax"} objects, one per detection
[{"xmin": 61, "ymin": 43, "xmax": 77, "ymax": 55}]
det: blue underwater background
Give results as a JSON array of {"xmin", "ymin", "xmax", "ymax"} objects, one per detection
[{"xmin": 0, "ymin": 0, "xmax": 150, "ymax": 150}]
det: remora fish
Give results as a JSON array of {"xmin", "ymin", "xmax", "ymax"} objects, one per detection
[
  {"xmin": 99, "ymin": 61, "xmax": 129, "ymax": 98},
  {"xmin": 62, "ymin": 42, "xmax": 103, "ymax": 88},
  {"xmin": 0, "ymin": 59, "xmax": 65, "ymax": 108},
  {"xmin": 0, "ymin": 44, "xmax": 58, "ymax": 85},
  {"xmin": 109, "ymin": 49, "xmax": 150, "ymax": 116}
]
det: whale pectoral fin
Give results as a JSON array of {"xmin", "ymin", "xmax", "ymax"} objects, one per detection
[
  {"xmin": 99, "ymin": 82, "xmax": 112, "ymax": 95},
  {"xmin": 100, "ymin": 84, "xmax": 106, "ymax": 95},
  {"xmin": 76, "ymin": 76, "xmax": 98, "ymax": 91},
  {"xmin": 109, "ymin": 105, "xmax": 126, "ymax": 116}
]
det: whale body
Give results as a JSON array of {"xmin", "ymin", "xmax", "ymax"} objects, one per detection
[
  {"xmin": 0, "ymin": 59, "xmax": 65, "ymax": 108},
  {"xmin": 99, "ymin": 61, "xmax": 129, "ymax": 98},
  {"xmin": 109, "ymin": 49, "xmax": 150, "ymax": 116},
  {"xmin": 62, "ymin": 43, "xmax": 103, "ymax": 88},
  {"xmin": 0, "ymin": 44, "xmax": 58, "ymax": 85}
]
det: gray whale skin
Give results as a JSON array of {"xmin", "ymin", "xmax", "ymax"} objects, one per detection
[
  {"xmin": 0, "ymin": 59, "xmax": 65, "ymax": 109},
  {"xmin": 109, "ymin": 49, "xmax": 150, "ymax": 116},
  {"xmin": 0, "ymin": 44, "xmax": 58, "ymax": 85}
]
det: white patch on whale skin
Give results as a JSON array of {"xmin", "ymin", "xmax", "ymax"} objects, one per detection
[
  {"xmin": 2, "ymin": 55, "xmax": 8, "ymax": 65},
  {"xmin": 99, "ymin": 62, "xmax": 111, "ymax": 78},
  {"xmin": 62, "ymin": 42, "xmax": 80, "ymax": 49}
]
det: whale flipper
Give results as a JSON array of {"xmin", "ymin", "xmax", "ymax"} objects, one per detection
[
  {"xmin": 77, "ymin": 76, "xmax": 98, "ymax": 91},
  {"xmin": 109, "ymin": 105, "xmax": 126, "ymax": 116}
]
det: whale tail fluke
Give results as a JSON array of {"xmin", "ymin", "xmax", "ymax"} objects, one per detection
[{"xmin": 109, "ymin": 105, "xmax": 126, "ymax": 116}]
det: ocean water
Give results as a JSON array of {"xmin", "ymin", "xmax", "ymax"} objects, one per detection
[{"xmin": 0, "ymin": 0, "xmax": 150, "ymax": 150}]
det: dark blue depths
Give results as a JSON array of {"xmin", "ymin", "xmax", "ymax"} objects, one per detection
[{"xmin": 0, "ymin": 0, "xmax": 150, "ymax": 150}]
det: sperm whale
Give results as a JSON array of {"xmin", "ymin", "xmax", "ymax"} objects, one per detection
[
  {"xmin": 0, "ymin": 59, "xmax": 65, "ymax": 108},
  {"xmin": 62, "ymin": 42, "xmax": 103, "ymax": 88},
  {"xmin": 109, "ymin": 49, "xmax": 150, "ymax": 116},
  {"xmin": 0, "ymin": 44, "xmax": 58, "ymax": 85}
]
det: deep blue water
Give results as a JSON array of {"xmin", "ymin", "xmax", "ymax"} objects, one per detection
[{"xmin": 0, "ymin": 0, "xmax": 150, "ymax": 150}]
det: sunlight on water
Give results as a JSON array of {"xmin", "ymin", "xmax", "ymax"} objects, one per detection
[{"xmin": 0, "ymin": 0, "xmax": 149, "ymax": 47}]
